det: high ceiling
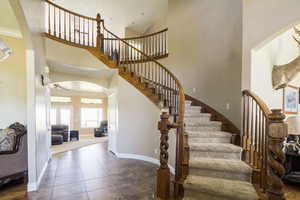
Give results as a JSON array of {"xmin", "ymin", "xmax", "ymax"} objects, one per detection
[
  {"xmin": 51, "ymin": 81, "xmax": 105, "ymax": 93},
  {"xmin": 50, "ymin": 0, "xmax": 167, "ymax": 36},
  {"xmin": 0, "ymin": 0, "xmax": 22, "ymax": 38},
  {"xmin": 48, "ymin": 59, "xmax": 115, "ymax": 80}
]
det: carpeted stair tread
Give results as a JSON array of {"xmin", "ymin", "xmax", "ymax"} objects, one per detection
[
  {"xmin": 189, "ymin": 143, "xmax": 242, "ymax": 153},
  {"xmin": 185, "ymin": 113, "xmax": 211, "ymax": 117},
  {"xmin": 185, "ymin": 121, "xmax": 222, "ymax": 127},
  {"xmin": 184, "ymin": 175, "xmax": 259, "ymax": 200},
  {"xmin": 186, "ymin": 131, "xmax": 232, "ymax": 138},
  {"xmin": 189, "ymin": 158, "xmax": 251, "ymax": 174}
]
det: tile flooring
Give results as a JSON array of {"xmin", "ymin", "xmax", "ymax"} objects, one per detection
[
  {"xmin": 1, "ymin": 141, "xmax": 300, "ymax": 200},
  {"xmin": 0, "ymin": 142, "xmax": 157, "ymax": 200}
]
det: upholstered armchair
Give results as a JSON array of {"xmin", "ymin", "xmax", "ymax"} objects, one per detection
[
  {"xmin": 51, "ymin": 125, "xmax": 69, "ymax": 142},
  {"xmin": 0, "ymin": 123, "xmax": 27, "ymax": 186},
  {"xmin": 94, "ymin": 120, "xmax": 108, "ymax": 137}
]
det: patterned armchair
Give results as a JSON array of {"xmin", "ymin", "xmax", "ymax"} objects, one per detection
[{"xmin": 0, "ymin": 123, "xmax": 27, "ymax": 186}]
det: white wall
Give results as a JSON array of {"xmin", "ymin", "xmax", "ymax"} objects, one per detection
[
  {"xmin": 0, "ymin": 35, "xmax": 26, "ymax": 128},
  {"xmin": 161, "ymin": 0, "xmax": 242, "ymax": 127},
  {"xmin": 108, "ymin": 74, "xmax": 176, "ymax": 168},
  {"xmin": 45, "ymin": 38, "xmax": 108, "ymax": 70},
  {"xmin": 243, "ymin": 0, "xmax": 300, "ymax": 90},
  {"xmin": 251, "ymin": 26, "xmax": 300, "ymax": 113},
  {"xmin": 11, "ymin": 0, "xmax": 51, "ymax": 192}
]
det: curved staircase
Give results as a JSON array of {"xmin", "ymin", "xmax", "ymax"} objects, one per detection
[
  {"xmin": 44, "ymin": 2, "xmax": 288, "ymax": 200},
  {"xmin": 183, "ymin": 100, "xmax": 258, "ymax": 200}
]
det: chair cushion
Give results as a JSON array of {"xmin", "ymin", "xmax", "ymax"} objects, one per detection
[{"xmin": 0, "ymin": 128, "xmax": 17, "ymax": 152}]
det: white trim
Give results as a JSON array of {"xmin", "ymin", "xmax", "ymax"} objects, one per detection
[
  {"xmin": 0, "ymin": 27, "xmax": 22, "ymax": 38},
  {"xmin": 27, "ymin": 157, "xmax": 49, "ymax": 192},
  {"xmin": 115, "ymin": 153, "xmax": 175, "ymax": 174}
]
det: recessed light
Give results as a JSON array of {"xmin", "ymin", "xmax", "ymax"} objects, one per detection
[{"xmin": 141, "ymin": 12, "xmax": 145, "ymax": 16}]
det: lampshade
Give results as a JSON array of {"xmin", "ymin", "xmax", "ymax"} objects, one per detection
[{"xmin": 0, "ymin": 38, "xmax": 13, "ymax": 61}]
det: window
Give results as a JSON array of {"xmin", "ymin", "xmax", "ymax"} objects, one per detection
[
  {"xmin": 50, "ymin": 108, "xmax": 57, "ymax": 125},
  {"xmin": 60, "ymin": 108, "xmax": 71, "ymax": 128},
  {"xmin": 50, "ymin": 106, "xmax": 73, "ymax": 128},
  {"xmin": 81, "ymin": 98, "xmax": 103, "ymax": 104},
  {"xmin": 51, "ymin": 96, "xmax": 71, "ymax": 103},
  {"xmin": 81, "ymin": 108, "xmax": 103, "ymax": 128}
]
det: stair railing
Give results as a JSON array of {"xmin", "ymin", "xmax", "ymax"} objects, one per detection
[
  {"xmin": 242, "ymin": 90, "xmax": 287, "ymax": 200},
  {"xmin": 99, "ymin": 17, "xmax": 187, "ymax": 199},
  {"xmin": 104, "ymin": 28, "xmax": 168, "ymax": 62},
  {"xmin": 45, "ymin": 1, "xmax": 187, "ymax": 199}
]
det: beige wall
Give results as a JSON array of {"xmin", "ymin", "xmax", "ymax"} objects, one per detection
[
  {"xmin": 108, "ymin": 73, "xmax": 176, "ymax": 168},
  {"xmin": 242, "ymin": 0, "xmax": 300, "ymax": 90},
  {"xmin": 251, "ymin": 25, "xmax": 300, "ymax": 114},
  {"xmin": 45, "ymin": 38, "xmax": 108, "ymax": 70},
  {"xmin": 162, "ymin": 0, "xmax": 242, "ymax": 127},
  {"xmin": 11, "ymin": 0, "xmax": 51, "ymax": 191},
  {"xmin": 51, "ymin": 95, "xmax": 107, "ymax": 135},
  {"xmin": 0, "ymin": 35, "xmax": 26, "ymax": 128}
]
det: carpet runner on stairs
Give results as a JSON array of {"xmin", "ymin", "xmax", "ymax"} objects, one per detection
[{"xmin": 183, "ymin": 100, "xmax": 259, "ymax": 200}]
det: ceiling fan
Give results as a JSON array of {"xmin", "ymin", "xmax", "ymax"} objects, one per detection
[
  {"xmin": 0, "ymin": 39, "xmax": 13, "ymax": 62},
  {"xmin": 52, "ymin": 83, "xmax": 72, "ymax": 92}
]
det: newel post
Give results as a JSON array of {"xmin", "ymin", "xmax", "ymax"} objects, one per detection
[
  {"xmin": 267, "ymin": 109, "xmax": 287, "ymax": 200},
  {"xmin": 157, "ymin": 112, "xmax": 177, "ymax": 200},
  {"xmin": 96, "ymin": 13, "xmax": 103, "ymax": 51}
]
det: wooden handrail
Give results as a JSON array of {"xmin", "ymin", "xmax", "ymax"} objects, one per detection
[
  {"xmin": 101, "ymin": 24, "xmax": 182, "ymax": 96},
  {"xmin": 44, "ymin": 1, "xmax": 186, "ymax": 199},
  {"xmin": 103, "ymin": 28, "xmax": 168, "ymax": 59},
  {"xmin": 103, "ymin": 28, "xmax": 168, "ymax": 41},
  {"xmin": 242, "ymin": 90, "xmax": 271, "ymax": 116},
  {"xmin": 242, "ymin": 90, "xmax": 286, "ymax": 200}
]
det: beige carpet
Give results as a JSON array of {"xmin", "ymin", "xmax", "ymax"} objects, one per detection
[{"xmin": 51, "ymin": 135, "xmax": 108, "ymax": 155}]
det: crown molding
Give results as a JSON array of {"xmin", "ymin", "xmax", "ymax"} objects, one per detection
[{"xmin": 0, "ymin": 27, "xmax": 22, "ymax": 38}]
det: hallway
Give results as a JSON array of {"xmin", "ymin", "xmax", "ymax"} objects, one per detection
[{"xmin": 0, "ymin": 142, "xmax": 156, "ymax": 200}]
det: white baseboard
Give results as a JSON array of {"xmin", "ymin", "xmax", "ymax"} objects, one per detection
[
  {"xmin": 115, "ymin": 153, "xmax": 175, "ymax": 174},
  {"xmin": 27, "ymin": 157, "xmax": 50, "ymax": 192}
]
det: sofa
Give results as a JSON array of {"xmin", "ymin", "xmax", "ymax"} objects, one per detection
[
  {"xmin": 94, "ymin": 120, "xmax": 108, "ymax": 137},
  {"xmin": 51, "ymin": 125, "xmax": 69, "ymax": 142},
  {"xmin": 0, "ymin": 123, "xmax": 27, "ymax": 186}
]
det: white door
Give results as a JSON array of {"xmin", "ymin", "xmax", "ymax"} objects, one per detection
[{"xmin": 108, "ymin": 93, "xmax": 118, "ymax": 153}]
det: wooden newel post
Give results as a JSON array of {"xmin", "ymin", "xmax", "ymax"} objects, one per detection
[
  {"xmin": 96, "ymin": 13, "xmax": 103, "ymax": 51},
  {"xmin": 267, "ymin": 109, "xmax": 287, "ymax": 200},
  {"xmin": 157, "ymin": 112, "xmax": 177, "ymax": 200}
]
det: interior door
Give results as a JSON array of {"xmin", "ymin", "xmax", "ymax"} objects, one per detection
[{"xmin": 108, "ymin": 93, "xmax": 118, "ymax": 153}]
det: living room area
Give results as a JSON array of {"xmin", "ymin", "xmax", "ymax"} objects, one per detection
[{"xmin": 49, "ymin": 81, "xmax": 109, "ymax": 155}]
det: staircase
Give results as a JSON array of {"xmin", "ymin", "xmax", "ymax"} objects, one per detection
[
  {"xmin": 183, "ymin": 100, "xmax": 258, "ymax": 200},
  {"xmin": 44, "ymin": 1, "xmax": 288, "ymax": 200}
]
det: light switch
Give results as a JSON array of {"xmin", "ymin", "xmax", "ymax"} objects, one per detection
[{"xmin": 226, "ymin": 103, "xmax": 230, "ymax": 110}]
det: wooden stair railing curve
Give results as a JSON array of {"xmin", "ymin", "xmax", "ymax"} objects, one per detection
[
  {"xmin": 242, "ymin": 90, "xmax": 287, "ymax": 200},
  {"xmin": 105, "ymin": 28, "xmax": 169, "ymax": 63},
  {"xmin": 45, "ymin": 1, "xmax": 187, "ymax": 199}
]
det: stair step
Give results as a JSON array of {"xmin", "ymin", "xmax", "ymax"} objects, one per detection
[
  {"xmin": 185, "ymin": 100, "xmax": 192, "ymax": 106},
  {"xmin": 184, "ymin": 113, "xmax": 211, "ymax": 122},
  {"xmin": 185, "ymin": 121, "xmax": 222, "ymax": 132},
  {"xmin": 185, "ymin": 106, "xmax": 202, "ymax": 112},
  {"xmin": 184, "ymin": 176, "xmax": 258, "ymax": 200},
  {"xmin": 189, "ymin": 143, "xmax": 242, "ymax": 160},
  {"xmin": 189, "ymin": 158, "xmax": 252, "ymax": 182},
  {"xmin": 186, "ymin": 131, "xmax": 232, "ymax": 143},
  {"xmin": 186, "ymin": 131, "xmax": 232, "ymax": 138}
]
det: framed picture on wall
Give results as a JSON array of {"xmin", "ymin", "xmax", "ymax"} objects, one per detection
[{"xmin": 283, "ymin": 85, "xmax": 299, "ymax": 114}]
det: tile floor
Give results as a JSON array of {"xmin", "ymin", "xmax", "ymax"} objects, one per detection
[
  {"xmin": 1, "ymin": 142, "xmax": 300, "ymax": 200},
  {"xmin": 0, "ymin": 142, "xmax": 157, "ymax": 200}
]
